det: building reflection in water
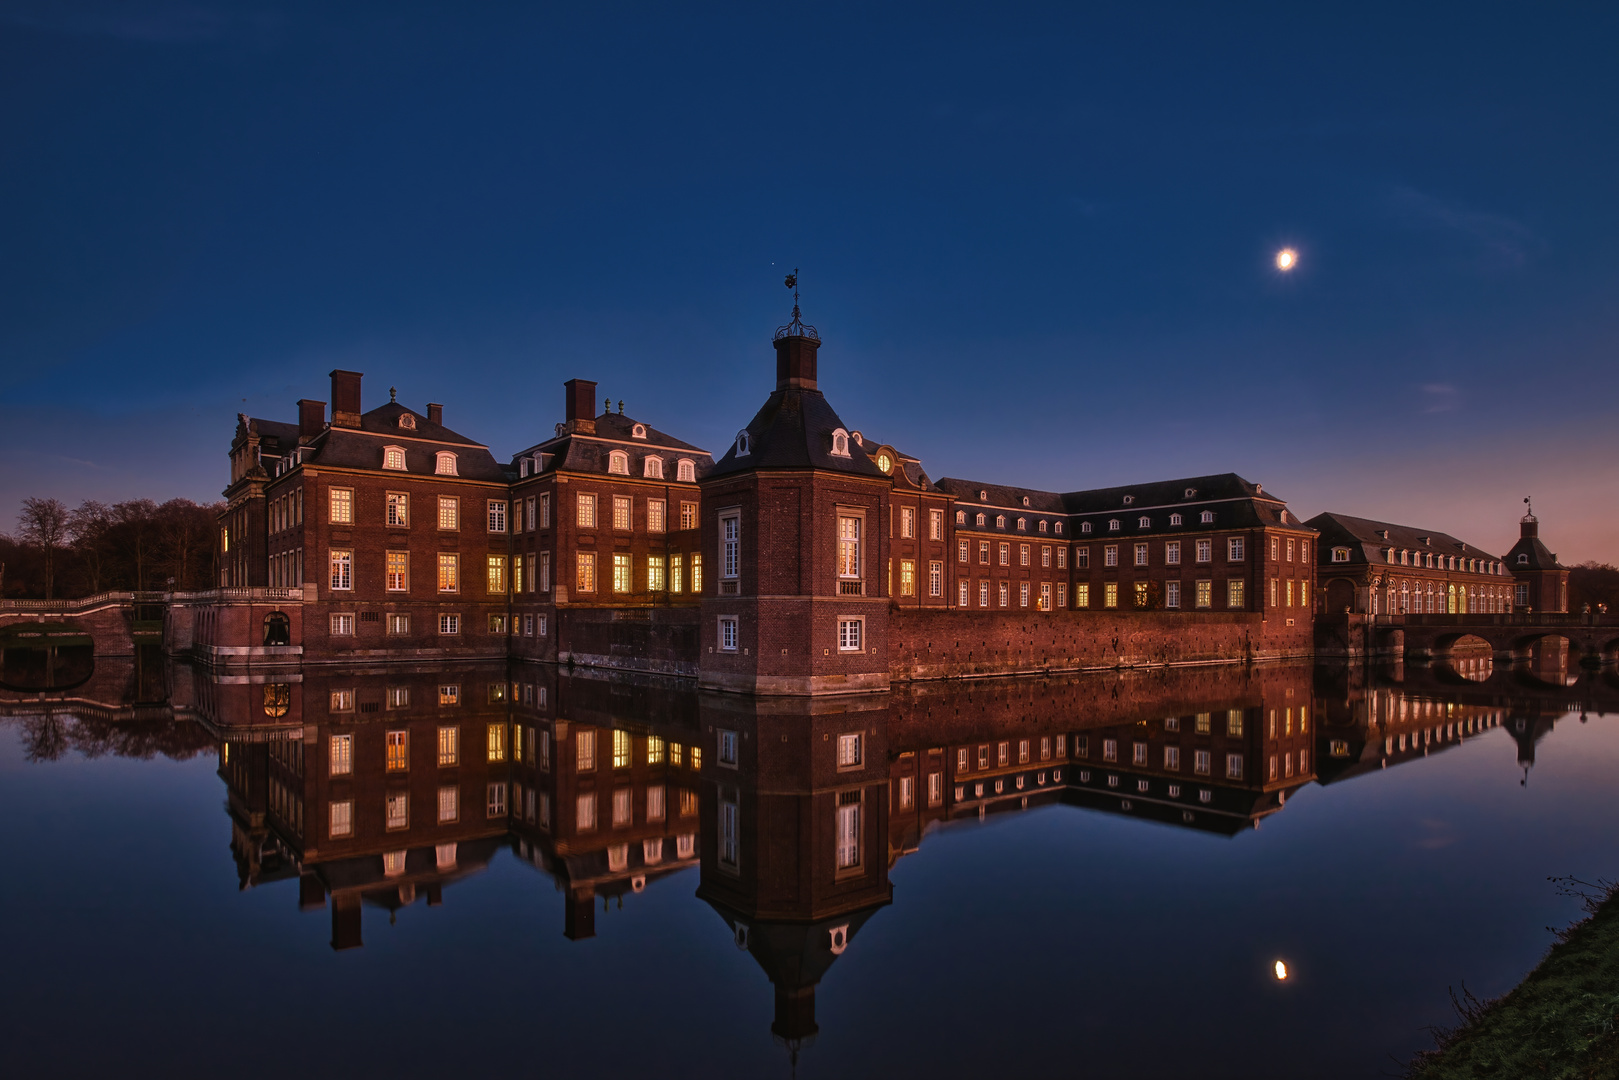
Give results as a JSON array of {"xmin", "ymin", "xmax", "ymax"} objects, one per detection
[{"xmin": 8, "ymin": 651, "xmax": 1612, "ymax": 1055}]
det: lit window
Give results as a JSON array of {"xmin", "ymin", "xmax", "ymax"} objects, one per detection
[
  {"xmin": 329, "ymin": 487, "xmax": 354, "ymax": 524},
  {"xmin": 329, "ymin": 550, "xmax": 353, "ymax": 591},
  {"xmin": 608, "ymin": 450, "xmax": 629, "ymax": 475},
  {"xmin": 648, "ymin": 499, "xmax": 666, "ymax": 533},
  {"xmin": 577, "ymin": 493, "xmax": 597, "ymax": 529},
  {"xmin": 677, "ymin": 459, "xmax": 696, "ymax": 482},
  {"xmin": 613, "ymin": 495, "xmax": 631, "ymax": 531},
  {"xmin": 1195, "ymin": 580, "xmax": 1212, "ymax": 608},
  {"xmin": 648, "ymin": 555, "xmax": 666, "ymax": 591},
  {"xmin": 930, "ymin": 509, "xmax": 943, "ymax": 540},
  {"xmin": 384, "ymin": 446, "xmax": 407, "ymax": 471},
  {"xmin": 643, "ymin": 456, "xmax": 663, "ymax": 479},
  {"xmin": 487, "ymin": 554, "xmax": 506, "ymax": 594},
  {"xmin": 329, "ymin": 799, "xmax": 353, "ymax": 838},
  {"xmin": 1076, "ymin": 583, "xmax": 1090, "ymax": 608},
  {"xmin": 838, "ymin": 516, "xmax": 861, "ymax": 579},
  {"xmin": 330, "ymin": 734, "xmax": 353, "ymax": 776},
  {"xmin": 577, "ymin": 730, "xmax": 596, "ymax": 772},
  {"xmin": 386, "ymin": 551, "xmax": 408, "ymax": 591},
  {"xmin": 613, "ymin": 729, "xmax": 632, "ymax": 769},
  {"xmin": 612, "ymin": 553, "xmax": 631, "ymax": 592},
  {"xmin": 487, "ymin": 500, "xmax": 507, "ymax": 533},
  {"xmin": 437, "ymin": 724, "xmax": 458, "ymax": 765},
  {"xmin": 386, "ymin": 492, "xmax": 408, "ymax": 526},
  {"xmin": 437, "ymin": 553, "xmax": 458, "ymax": 592},
  {"xmin": 1332, "ymin": 547, "xmax": 1350, "ymax": 563},
  {"xmin": 576, "ymin": 551, "xmax": 596, "ymax": 592},
  {"xmin": 438, "ymin": 496, "xmax": 458, "ymax": 530},
  {"xmin": 901, "ymin": 507, "xmax": 915, "ymax": 538},
  {"xmin": 386, "ymin": 729, "xmax": 409, "ymax": 771},
  {"xmin": 435, "ymin": 452, "xmax": 457, "ymax": 476},
  {"xmin": 1227, "ymin": 580, "xmax": 1245, "ymax": 608},
  {"xmin": 899, "ymin": 559, "xmax": 916, "ymax": 596}
]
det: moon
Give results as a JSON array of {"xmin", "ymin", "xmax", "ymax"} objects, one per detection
[{"xmin": 1275, "ymin": 248, "xmax": 1298, "ymax": 271}]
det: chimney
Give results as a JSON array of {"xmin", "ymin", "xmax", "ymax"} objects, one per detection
[
  {"xmin": 297, "ymin": 399, "xmax": 326, "ymax": 441},
  {"xmin": 563, "ymin": 378, "xmax": 597, "ymax": 435},
  {"xmin": 774, "ymin": 334, "xmax": 819, "ymax": 391},
  {"xmin": 329, "ymin": 369, "xmax": 363, "ymax": 428},
  {"xmin": 427, "ymin": 403, "xmax": 443, "ymax": 426}
]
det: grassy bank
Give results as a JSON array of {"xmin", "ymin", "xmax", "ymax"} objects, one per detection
[{"xmin": 1407, "ymin": 878, "xmax": 1619, "ymax": 1079}]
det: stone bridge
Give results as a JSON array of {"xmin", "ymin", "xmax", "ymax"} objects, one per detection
[
  {"xmin": 0, "ymin": 591, "xmax": 163, "ymax": 658},
  {"xmin": 1385, "ymin": 613, "xmax": 1619, "ymax": 666}
]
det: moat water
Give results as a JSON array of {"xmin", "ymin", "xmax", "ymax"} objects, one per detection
[{"xmin": 1, "ymin": 655, "xmax": 1616, "ymax": 1079}]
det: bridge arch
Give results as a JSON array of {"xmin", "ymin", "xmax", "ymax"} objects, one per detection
[{"xmin": 0, "ymin": 622, "xmax": 96, "ymax": 692}]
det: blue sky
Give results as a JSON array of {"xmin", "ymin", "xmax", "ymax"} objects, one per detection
[{"xmin": 2, "ymin": 2, "xmax": 1615, "ymax": 561}]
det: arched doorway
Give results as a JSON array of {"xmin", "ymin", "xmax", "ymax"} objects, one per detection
[{"xmin": 1325, "ymin": 579, "xmax": 1355, "ymax": 614}]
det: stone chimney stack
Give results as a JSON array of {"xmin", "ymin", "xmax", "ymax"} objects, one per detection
[
  {"xmin": 564, "ymin": 379, "xmax": 597, "ymax": 435},
  {"xmin": 329, "ymin": 370, "xmax": 363, "ymax": 429},
  {"xmin": 427, "ymin": 403, "xmax": 443, "ymax": 426},
  {"xmin": 297, "ymin": 399, "xmax": 326, "ymax": 442}
]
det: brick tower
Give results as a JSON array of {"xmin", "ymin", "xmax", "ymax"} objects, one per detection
[
  {"xmin": 697, "ymin": 298, "xmax": 893, "ymax": 693},
  {"xmin": 1506, "ymin": 501, "xmax": 1569, "ymax": 612}
]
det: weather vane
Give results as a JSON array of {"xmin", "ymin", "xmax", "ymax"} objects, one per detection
[{"xmin": 774, "ymin": 267, "xmax": 819, "ymax": 342}]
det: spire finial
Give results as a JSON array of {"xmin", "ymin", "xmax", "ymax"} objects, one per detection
[
  {"xmin": 774, "ymin": 267, "xmax": 819, "ymax": 341},
  {"xmin": 389, "ymin": 386, "xmax": 397, "ymax": 403}
]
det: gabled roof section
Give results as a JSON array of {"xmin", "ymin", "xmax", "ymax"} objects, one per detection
[
  {"xmin": 1306, "ymin": 512, "xmax": 1500, "ymax": 564},
  {"xmin": 708, "ymin": 389, "xmax": 887, "ymax": 479},
  {"xmin": 359, "ymin": 402, "xmax": 485, "ymax": 447},
  {"xmin": 514, "ymin": 411, "xmax": 714, "ymax": 479}
]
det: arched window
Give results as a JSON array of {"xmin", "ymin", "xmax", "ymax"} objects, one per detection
[
  {"xmin": 831, "ymin": 428, "xmax": 851, "ymax": 457},
  {"xmin": 631, "ymin": 423, "xmax": 647, "ymax": 439},
  {"xmin": 735, "ymin": 431, "xmax": 751, "ymax": 456},
  {"xmin": 1169, "ymin": 513, "xmax": 1183, "ymax": 526},
  {"xmin": 608, "ymin": 450, "xmax": 629, "ymax": 475},
  {"xmin": 677, "ymin": 459, "xmax": 696, "ymax": 483},
  {"xmin": 1200, "ymin": 510, "xmax": 1214, "ymax": 524},
  {"xmin": 1122, "ymin": 495, "xmax": 1134, "ymax": 506},
  {"xmin": 979, "ymin": 490, "xmax": 988, "ymax": 500},
  {"xmin": 1022, "ymin": 496, "xmax": 1030, "ymax": 507},
  {"xmin": 643, "ymin": 457, "xmax": 664, "ymax": 479},
  {"xmin": 384, "ymin": 446, "xmax": 407, "ymax": 470},
  {"xmin": 434, "ymin": 451, "xmax": 457, "ymax": 476},
  {"xmin": 398, "ymin": 413, "xmax": 416, "ymax": 430},
  {"xmin": 263, "ymin": 612, "xmax": 291, "ymax": 646}
]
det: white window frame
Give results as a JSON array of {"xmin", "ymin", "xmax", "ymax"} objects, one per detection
[{"xmin": 837, "ymin": 617, "xmax": 864, "ymax": 652}]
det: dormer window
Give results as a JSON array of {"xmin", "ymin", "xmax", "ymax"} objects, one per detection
[
  {"xmin": 956, "ymin": 510, "xmax": 966, "ymax": 524},
  {"xmin": 643, "ymin": 456, "xmax": 664, "ymax": 479},
  {"xmin": 1038, "ymin": 520, "xmax": 1048, "ymax": 533},
  {"xmin": 1108, "ymin": 519, "xmax": 1120, "ymax": 531},
  {"xmin": 1517, "ymin": 553, "xmax": 1528, "ymax": 565},
  {"xmin": 677, "ymin": 459, "xmax": 696, "ymax": 483},
  {"xmin": 608, "ymin": 450, "xmax": 630, "ymax": 475},
  {"xmin": 1332, "ymin": 547, "xmax": 1351, "ymax": 563},
  {"xmin": 979, "ymin": 490, "xmax": 988, "ymax": 500},
  {"xmin": 735, "ymin": 431, "xmax": 751, "ymax": 457},
  {"xmin": 434, "ymin": 451, "xmax": 457, "ymax": 476},
  {"xmin": 1169, "ymin": 513, "xmax": 1183, "ymax": 526},
  {"xmin": 1081, "ymin": 522, "xmax": 1092, "ymax": 534},
  {"xmin": 398, "ymin": 413, "xmax": 416, "ymax": 430},
  {"xmin": 830, "ymin": 429, "xmax": 851, "ymax": 457},
  {"xmin": 1280, "ymin": 510, "xmax": 1290, "ymax": 524},
  {"xmin": 1021, "ymin": 496, "xmax": 1030, "ymax": 507},
  {"xmin": 383, "ymin": 446, "xmax": 407, "ymax": 471},
  {"xmin": 1053, "ymin": 522, "xmax": 1063, "ymax": 534},
  {"xmin": 631, "ymin": 423, "xmax": 647, "ymax": 440},
  {"xmin": 976, "ymin": 513, "xmax": 986, "ymax": 526},
  {"xmin": 1200, "ymin": 511, "xmax": 1214, "ymax": 524},
  {"xmin": 520, "ymin": 458, "xmax": 531, "ymax": 478},
  {"xmin": 1138, "ymin": 516, "xmax": 1150, "ymax": 529},
  {"xmin": 996, "ymin": 515, "xmax": 1006, "ymax": 529},
  {"xmin": 1123, "ymin": 495, "xmax": 1134, "ymax": 506},
  {"xmin": 1184, "ymin": 488, "xmax": 1197, "ymax": 499},
  {"xmin": 851, "ymin": 431, "xmax": 864, "ymax": 447},
  {"xmin": 1016, "ymin": 517, "xmax": 1027, "ymax": 531}
]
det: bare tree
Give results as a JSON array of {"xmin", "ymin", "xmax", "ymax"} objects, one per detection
[
  {"xmin": 16, "ymin": 497, "xmax": 70, "ymax": 599},
  {"xmin": 69, "ymin": 500, "xmax": 112, "ymax": 594},
  {"xmin": 111, "ymin": 499, "xmax": 158, "ymax": 591}
]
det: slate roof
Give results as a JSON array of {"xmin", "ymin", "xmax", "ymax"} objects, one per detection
[
  {"xmin": 250, "ymin": 403, "xmax": 510, "ymax": 483},
  {"xmin": 708, "ymin": 388, "xmax": 888, "ymax": 479},
  {"xmin": 935, "ymin": 478, "xmax": 1066, "ymax": 514},
  {"xmin": 516, "ymin": 410, "xmax": 714, "ymax": 479},
  {"xmin": 1505, "ymin": 523, "xmax": 1563, "ymax": 570},
  {"xmin": 1305, "ymin": 512, "xmax": 1502, "ymax": 567},
  {"xmin": 1063, "ymin": 473, "xmax": 1305, "ymax": 532}
]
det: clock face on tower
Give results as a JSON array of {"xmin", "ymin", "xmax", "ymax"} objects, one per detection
[{"xmin": 876, "ymin": 453, "xmax": 892, "ymax": 473}]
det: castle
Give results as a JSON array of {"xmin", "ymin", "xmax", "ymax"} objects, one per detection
[{"xmin": 195, "ymin": 306, "xmax": 1562, "ymax": 689}]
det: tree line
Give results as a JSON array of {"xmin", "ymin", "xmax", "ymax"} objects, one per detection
[{"xmin": 2, "ymin": 497, "xmax": 222, "ymax": 600}]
